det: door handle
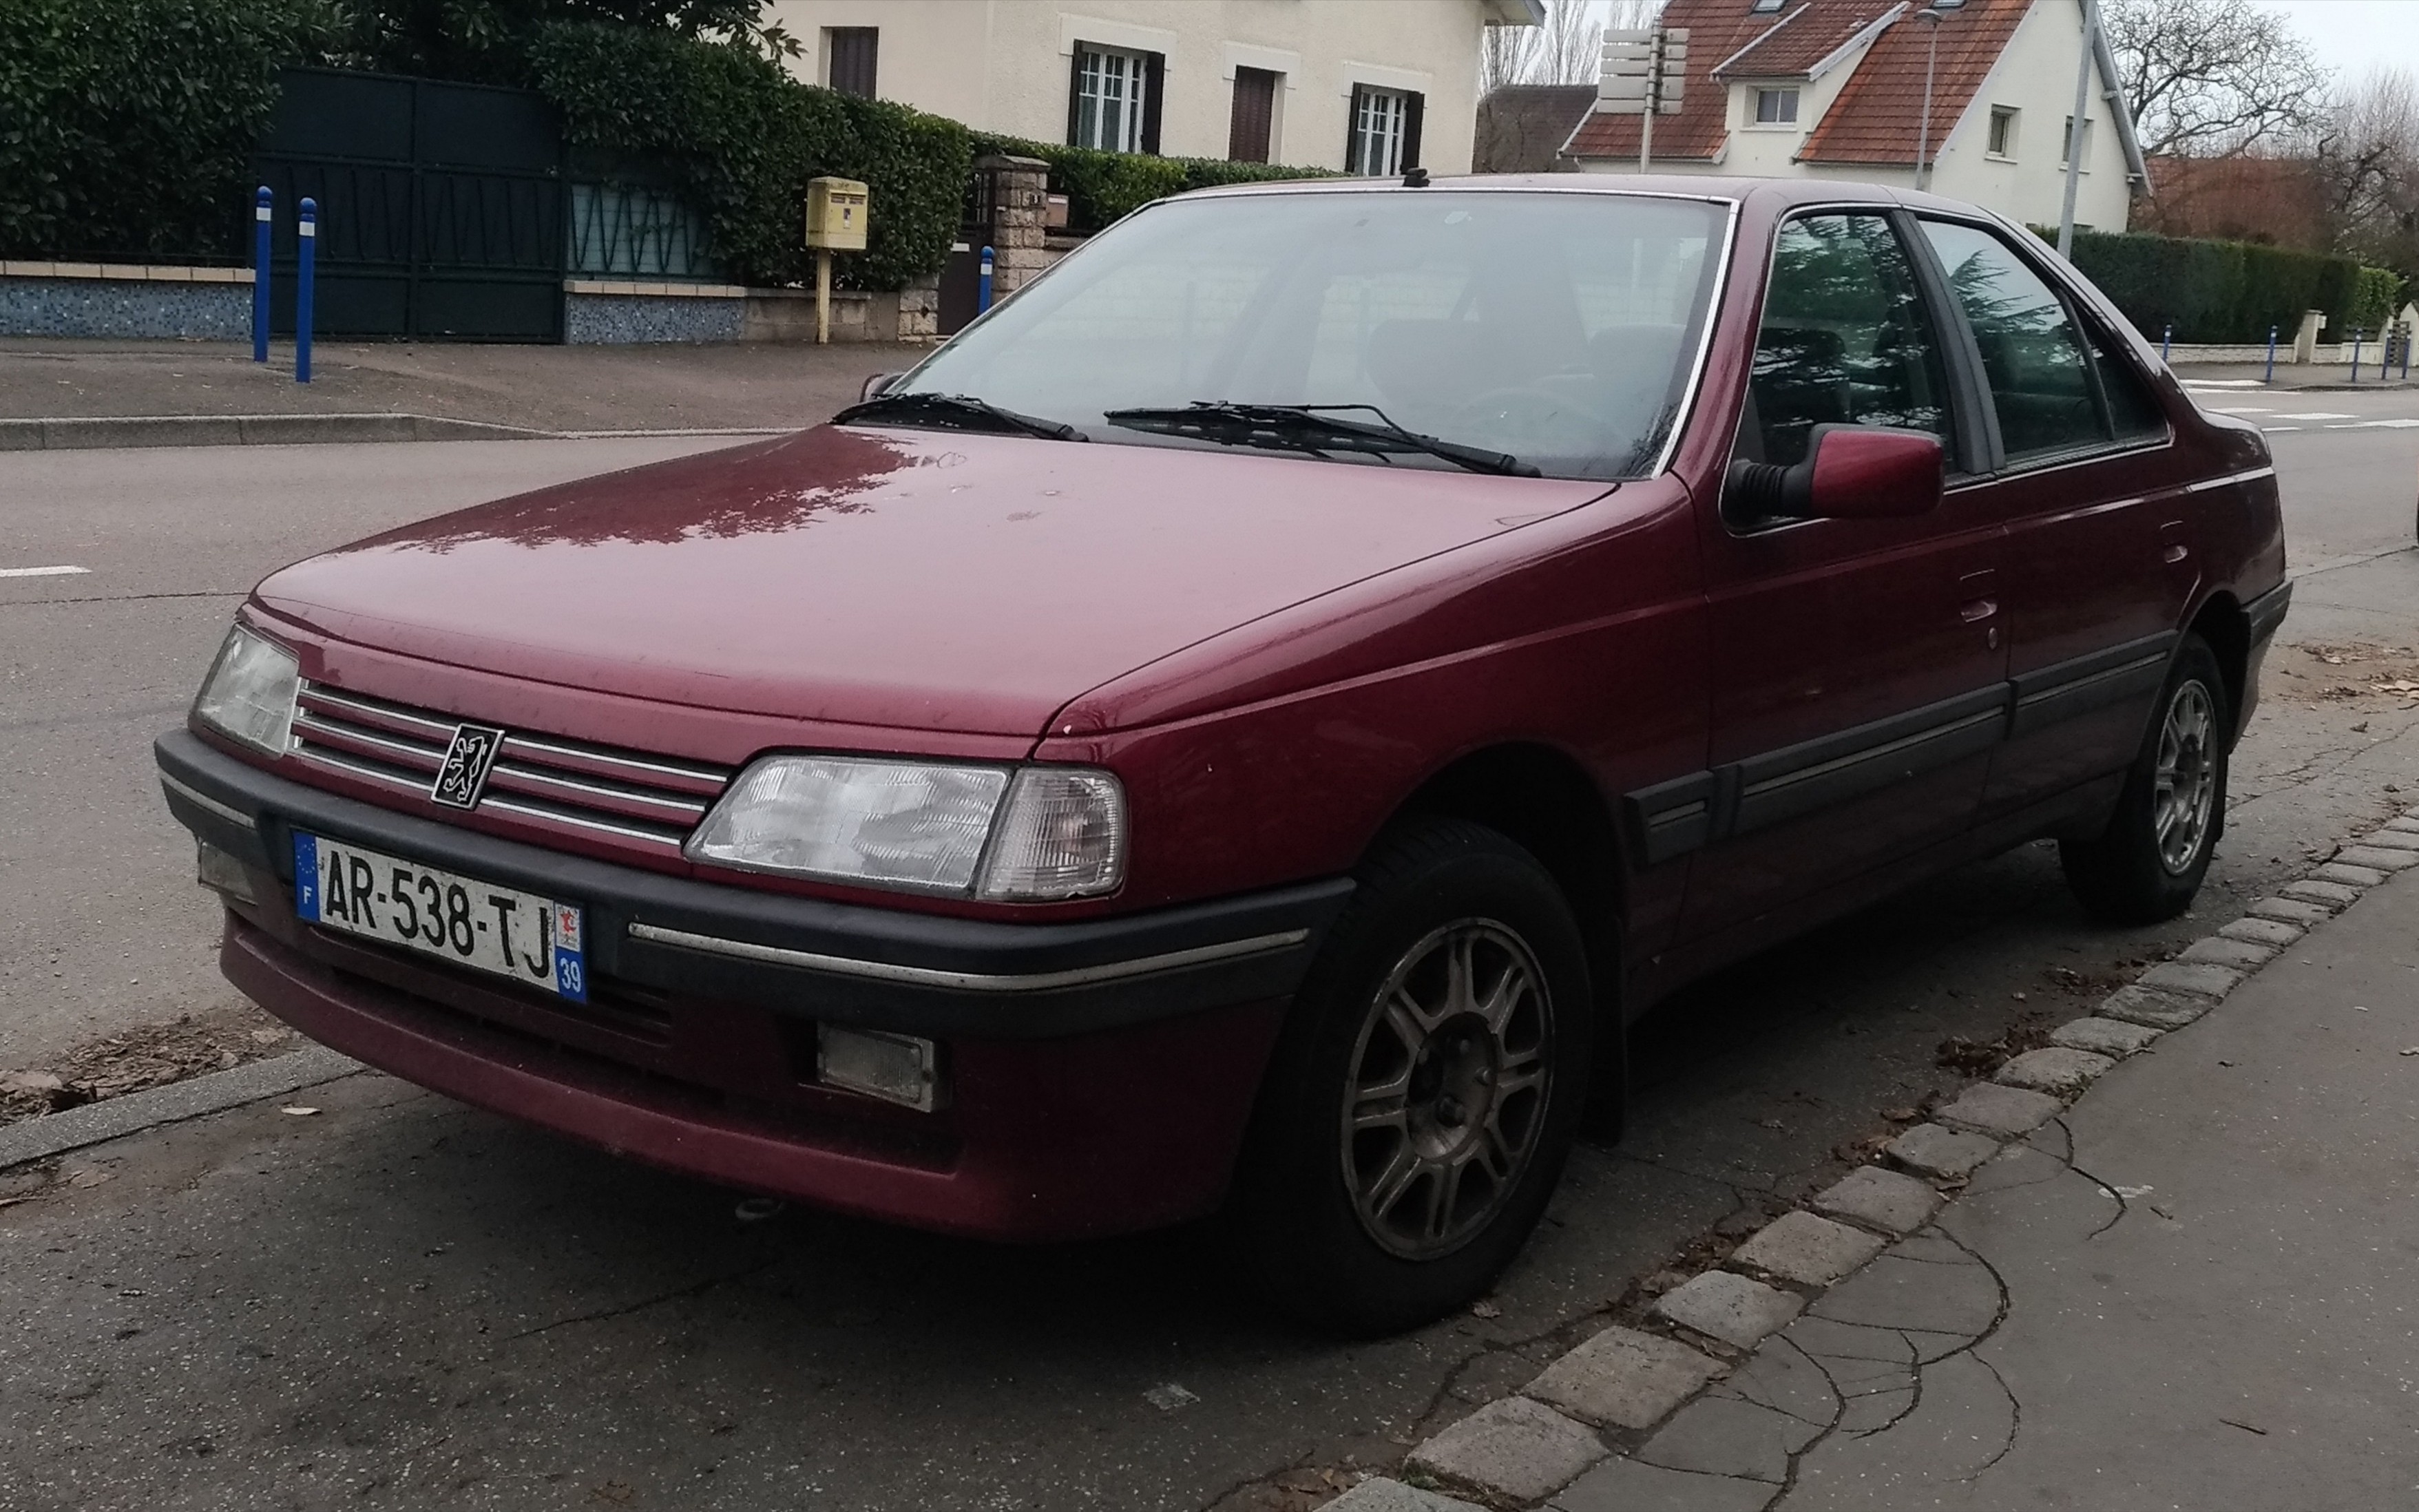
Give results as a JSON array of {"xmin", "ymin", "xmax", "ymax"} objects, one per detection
[
  {"xmin": 1958, "ymin": 567, "xmax": 1998, "ymax": 623},
  {"xmin": 2160, "ymin": 519, "xmax": 2189, "ymax": 564},
  {"xmin": 2163, "ymin": 543, "xmax": 2190, "ymax": 564}
]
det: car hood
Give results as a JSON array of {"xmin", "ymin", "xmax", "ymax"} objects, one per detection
[{"xmin": 253, "ymin": 426, "xmax": 1606, "ymax": 739}]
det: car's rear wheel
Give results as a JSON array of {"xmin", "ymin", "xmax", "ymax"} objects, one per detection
[
  {"xmin": 2061, "ymin": 634, "xmax": 2230, "ymax": 924},
  {"xmin": 1229, "ymin": 819, "xmax": 1591, "ymax": 1335}
]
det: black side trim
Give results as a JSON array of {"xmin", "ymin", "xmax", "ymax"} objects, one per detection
[
  {"xmin": 1623, "ymin": 770, "xmax": 1719, "ymax": 865},
  {"xmin": 2245, "ymin": 579, "xmax": 2292, "ymax": 645},
  {"xmin": 158, "ymin": 731, "xmax": 1353, "ymax": 1039},
  {"xmin": 1731, "ymin": 684, "xmax": 2011, "ymax": 836},
  {"xmin": 2008, "ymin": 630, "xmax": 2177, "ymax": 739}
]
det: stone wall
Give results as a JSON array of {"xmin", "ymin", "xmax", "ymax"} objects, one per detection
[
  {"xmin": 977, "ymin": 155, "xmax": 1054, "ymax": 301},
  {"xmin": 1, "ymin": 263, "xmax": 251, "ymax": 339}
]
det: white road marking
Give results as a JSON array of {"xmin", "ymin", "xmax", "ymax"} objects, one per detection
[
  {"xmin": 2203, "ymin": 406, "xmax": 2274, "ymax": 413},
  {"xmin": 0, "ymin": 565, "xmax": 92, "ymax": 579},
  {"xmin": 2324, "ymin": 418, "xmax": 2419, "ymax": 429},
  {"xmin": 2268, "ymin": 412, "xmax": 2358, "ymax": 421},
  {"xmin": 2263, "ymin": 426, "xmax": 2303, "ymax": 432},
  {"xmin": 2182, "ymin": 379, "xmax": 2265, "ymax": 389}
]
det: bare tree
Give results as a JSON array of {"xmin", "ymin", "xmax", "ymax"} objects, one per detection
[
  {"xmin": 2103, "ymin": 0, "xmax": 2329, "ymax": 157},
  {"xmin": 1485, "ymin": 0, "xmax": 1661, "ymax": 94},
  {"xmin": 2310, "ymin": 68, "xmax": 2419, "ymax": 271}
]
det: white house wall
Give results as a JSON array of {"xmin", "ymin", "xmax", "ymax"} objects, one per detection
[
  {"xmin": 768, "ymin": 0, "xmax": 1499, "ymax": 174},
  {"xmin": 1920, "ymin": 0, "xmax": 2130, "ymax": 231}
]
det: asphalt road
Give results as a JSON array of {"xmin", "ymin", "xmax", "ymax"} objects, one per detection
[{"xmin": 2, "ymin": 388, "xmax": 2417, "ymax": 1511}]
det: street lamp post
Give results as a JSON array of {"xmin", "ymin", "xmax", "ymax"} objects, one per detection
[{"xmin": 1912, "ymin": 8, "xmax": 1945, "ymax": 191}]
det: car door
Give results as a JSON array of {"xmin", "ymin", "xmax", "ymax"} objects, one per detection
[
  {"xmin": 1678, "ymin": 208, "xmax": 2007, "ymax": 944},
  {"xmin": 1909, "ymin": 217, "xmax": 2188, "ymax": 821}
]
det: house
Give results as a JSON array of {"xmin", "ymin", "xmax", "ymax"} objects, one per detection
[
  {"xmin": 767, "ymin": 1, "xmax": 1544, "ymax": 176},
  {"xmin": 1561, "ymin": 0, "xmax": 2146, "ymax": 233}
]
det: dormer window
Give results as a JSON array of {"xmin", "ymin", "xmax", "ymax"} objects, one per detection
[
  {"xmin": 1750, "ymin": 0, "xmax": 1785, "ymax": 10},
  {"xmin": 1752, "ymin": 87, "xmax": 1800, "ymax": 125}
]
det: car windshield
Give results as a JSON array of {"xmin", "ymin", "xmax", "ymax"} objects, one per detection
[{"xmin": 888, "ymin": 189, "xmax": 1728, "ymax": 481}]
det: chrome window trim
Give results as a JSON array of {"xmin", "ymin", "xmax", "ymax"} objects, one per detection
[{"xmin": 626, "ymin": 921, "xmax": 1310, "ymax": 994}]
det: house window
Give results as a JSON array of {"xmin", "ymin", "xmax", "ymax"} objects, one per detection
[
  {"xmin": 1750, "ymin": 0, "xmax": 1785, "ymax": 11},
  {"xmin": 1071, "ymin": 44, "xmax": 1160, "ymax": 154},
  {"xmin": 1987, "ymin": 106, "xmax": 2017, "ymax": 158},
  {"xmin": 1752, "ymin": 87, "xmax": 1799, "ymax": 125},
  {"xmin": 2062, "ymin": 114, "xmax": 2091, "ymax": 167},
  {"xmin": 1348, "ymin": 85, "xmax": 1423, "ymax": 176},
  {"xmin": 825, "ymin": 28, "xmax": 877, "ymax": 98},
  {"xmin": 1230, "ymin": 67, "xmax": 1279, "ymax": 162}
]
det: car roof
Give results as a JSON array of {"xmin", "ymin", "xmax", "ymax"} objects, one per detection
[{"xmin": 1175, "ymin": 172, "xmax": 2002, "ymax": 222}]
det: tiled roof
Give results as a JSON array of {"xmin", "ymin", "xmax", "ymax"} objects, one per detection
[
  {"xmin": 1563, "ymin": 0, "xmax": 1794, "ymax": 162},
  {"xmin": 1798, "ymin": 0, "xmax": 2031, "ymax": 165},
  {"xmin": 1564, "ymin": 0, "xmax": 2039, "ymax": 169},
  {"xmin": 1475, "ymin": 85, "xmax": 1598, "ymax": 172},
  {"xmin": 1717, "ymin": 1, "xmax": 1900, "ymax": 79}
]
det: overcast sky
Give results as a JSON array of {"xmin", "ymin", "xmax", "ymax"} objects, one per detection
[{"xmin": 2254, "ymin": 0, "xmax": 2416, "ymax": 85}]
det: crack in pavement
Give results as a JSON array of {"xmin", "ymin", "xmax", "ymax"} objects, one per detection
[{"xmin": 502, "ymin": 1259, "xmax": 778, "ymax": 1343}]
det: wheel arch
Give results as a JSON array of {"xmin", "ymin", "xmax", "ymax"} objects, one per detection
[
  {"xmin": 1381, "ymin": 742, "xmax": 1631, "ymax": 1113},
  {"xmin": 2188, "ymin": 590, "xmax": 2250, "ymax": 746}
]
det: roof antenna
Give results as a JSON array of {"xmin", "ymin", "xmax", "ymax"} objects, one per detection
[{"xmin": 1403, "ymin": 166, "xmax": 1430, "ymax": 188}]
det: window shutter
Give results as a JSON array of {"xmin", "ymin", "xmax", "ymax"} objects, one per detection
[
  {"xmin": 1067, "ymin": 48, "xmax": 1087, "ymax": 146},
  {"xmin": 1228, "ymin": 68, "xmax": 1275, "ymax": 162},
  {"xmin": 1347, "ymin": 84, "xmax": 1369, "ymax": 171},
  {"xmin": 1141, "ymin": 52, "xmax": 1165, "ymax": 155},
  {"xmin": 1402, "ymin": 91, "xmax": 1425, "ymax": 171}
]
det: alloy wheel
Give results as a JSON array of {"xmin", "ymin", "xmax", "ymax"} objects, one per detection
[
  {"xmin": 2153, "ymin": 680, "xmax": 2217, "ymax": 874},
  {"xmin": 1341, "ymin": 920, "xmax": 1553, "ymax": 1259}
]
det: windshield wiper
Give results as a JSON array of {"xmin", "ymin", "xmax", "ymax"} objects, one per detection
[
  {"xmin": 832, "ymin": 391, "xmax": 1085, "ymax": 441},
  {"xmin": 1100, "ymin": 402, "xmax": 1540, "ymax": 477}
]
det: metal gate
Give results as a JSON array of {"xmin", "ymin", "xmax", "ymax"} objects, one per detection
[{"xmin": 253, "ymin": 69, "xmax": 567, "ymax": 342}]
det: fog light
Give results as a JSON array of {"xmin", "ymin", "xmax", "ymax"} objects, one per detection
[
  {"xmin": 196, "ymin": 840, "xmax": 258, "ymax": 904},
  {"xmin": 816, "ymin": 1025, "xmax": 939, "ymax": 1111}
]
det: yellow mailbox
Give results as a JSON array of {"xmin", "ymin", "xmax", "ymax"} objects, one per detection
[{"xmin": 805, "ymin": 176, "xmax": 869, "ymax": 251}]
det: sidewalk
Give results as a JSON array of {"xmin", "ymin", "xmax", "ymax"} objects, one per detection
[
  {"xmin": 2172, "ymin": 358, "xmax": 2415, "ymax": 391},
  {"xmin": 1352, "ymin": 843, "xmax": 2419, "ymax": 1512},
  {"xmin": 0, "ymin": 337, "xmax": 910, "ymax": 434}
]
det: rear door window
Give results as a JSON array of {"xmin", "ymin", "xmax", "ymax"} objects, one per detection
[
  {"xmin": 1741, "ymin": 212, "xmax": 1955, "ymax": 468},
  {"xmin": 1917, "ymin": 220, "xmax": 2109, "ymax": 462}
]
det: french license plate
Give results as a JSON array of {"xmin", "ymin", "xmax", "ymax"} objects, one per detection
[{"xmin": 294, "ymin": 832, "xmax": 586, "ymax": 1001}]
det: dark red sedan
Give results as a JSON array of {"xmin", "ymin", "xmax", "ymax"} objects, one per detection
[{"xmin": 160, "ymin": 176, "xmax": 2286, "ymax": 1332}]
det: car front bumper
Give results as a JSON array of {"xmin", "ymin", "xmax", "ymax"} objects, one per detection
[{"xmin": 158, "ymin": 729, "xmax": 1352, "ymax": 1240}]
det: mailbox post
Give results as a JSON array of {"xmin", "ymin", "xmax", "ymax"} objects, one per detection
[{"xmin": 804, "ymin": 176, "xmax": 869, "ymax": 345}]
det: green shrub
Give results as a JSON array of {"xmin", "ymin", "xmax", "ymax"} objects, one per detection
[
  {"xmin": 970, "ymin": 132, "xmax": 1337, "ymax": 233},
  {"xmin": 2347, "ymin": 265, "xmax": 2405, "ymax": 336},
  {"xmin": 2052, "ymin": 226, "xmax": 2383, "ymax": 344},
  {"xmin": 525, "ymin": 23, "xmax": 969, "ymax": 289},
  {"xmin": 0, "ymin": 0, "xmax": 337, "ymax": 260}
]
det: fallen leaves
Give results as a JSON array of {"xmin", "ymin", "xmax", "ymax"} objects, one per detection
[{"xmin": 1, "ymin": 1007, "xmax": 291, "ymax": 1129}]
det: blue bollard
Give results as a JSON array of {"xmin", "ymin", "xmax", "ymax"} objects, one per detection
[
  {"xmin": 252, "ymin": 187, "xmax": 272, "ymax": 364},
  {"xmin": 2161, "ymin": 323, "xmax": 2172, "ymax": 361},
  {"xmin": 2264, "ymin": 324, "xmax": 2277, "ymax": 386},
  {"xmin": 978, "ymin": 245, "xmax": 994, "ymax": 314},
  {"xmin": 2349, "ymin": 327, "xmax": 2363, "ymax": 384},
  {"xmin": 295, "ymin": 198, "xmax": 317, "ymax": 384},
  {"xmin": 2403, "ymin": 326, "xmax": 2411, "ymax": 381}
]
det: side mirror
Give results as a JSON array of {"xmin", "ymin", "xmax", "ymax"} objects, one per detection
[
  {"xmin": 1727, "ymin": 425, "xmax": 1943, "ymax": 524},
  {"xmin": 860, "ymin": 371, "xmax": 903, "ymax": 403}
]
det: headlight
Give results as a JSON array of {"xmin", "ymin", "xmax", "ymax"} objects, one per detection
[
  {"xmin": 192, "ymin": 625, "xmax": 300, "ymax": 756},
  {"xmin": 686, "ymin": 756, "xmax": 1126, "ymax": 901}
]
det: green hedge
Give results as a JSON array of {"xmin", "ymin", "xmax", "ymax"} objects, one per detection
[
  {"xmin": 970, "ymin": 132, "xmax": 1337, "ymax": 234},
  {"xmin": 2349, "ymin": 265, "xmax": 2405, "ymax": 336},
  {"xmin": 525, "ymin": 24, "xmax": 969, "ymax": 290},
  {"xmin": 2054, "ymin": 227, "xmax": 2404, "ymax": 344},
  {"xmin": 0, "ymin": 0, "xmax": 335, "ymax": 260}
]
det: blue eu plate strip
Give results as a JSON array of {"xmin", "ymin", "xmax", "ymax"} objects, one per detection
[{"xmin": 293, "ymin": 832, "xmax": 321, "ymax": 921}]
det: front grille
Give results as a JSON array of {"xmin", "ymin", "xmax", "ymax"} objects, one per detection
[{"xmin": 286, "ymin": 681, "xmax": 731, "ymax": 853}]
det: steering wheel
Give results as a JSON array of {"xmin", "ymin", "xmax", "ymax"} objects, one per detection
[{"xmin": 1448, "ymin": 384, "xmax": 1609, "ymax": 448}]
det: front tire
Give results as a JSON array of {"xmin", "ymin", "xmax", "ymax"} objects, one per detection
[
  {"xmin": 1229, "ymin": 819, "xmax": 1592, "ymax": 1335},
  {"xmin": 2061, "ymin": 634, "xmax": 2230, "ymax": 924}
]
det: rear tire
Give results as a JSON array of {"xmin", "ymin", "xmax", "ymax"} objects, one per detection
[
  {"xmin": 2060, "ymin": 635, "xmax": 2230, "ymax": 925},
  {"xmin": 1229, "ymin": 819, "xmax": 1592, "ymax": 1336}
]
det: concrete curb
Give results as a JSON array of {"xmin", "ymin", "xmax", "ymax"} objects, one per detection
[
  {"xmin": 1370, "ymin": 811, "xmax": 2414, "ymax": 1509},
  {"xmin": 0, "ymin": 414, "xmax": 795, "ymax": 451},
  {"xmin": 0, "ymin": 1046, "xmax": 362, "ymax": 1170}
]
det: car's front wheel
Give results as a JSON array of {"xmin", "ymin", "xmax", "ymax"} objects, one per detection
[
  {"xmin": 1229, "ymin": 819, "xmax": 1592, "ymax": 1335},
  {"xmin": 2061, "ymin": 634, "xmax": 2230, "ymax": 923}
]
